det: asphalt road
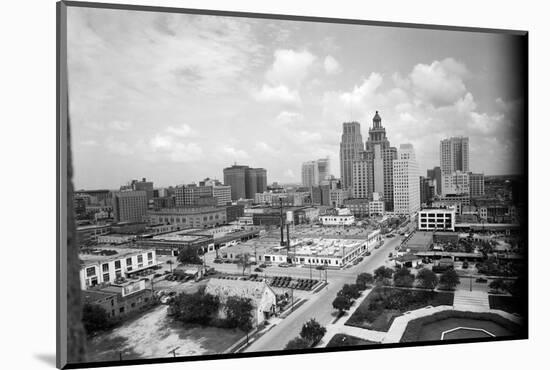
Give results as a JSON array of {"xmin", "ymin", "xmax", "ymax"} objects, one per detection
[{"xmin": 244, "ymin": 233, "xmax": 402, "ymax": 353}]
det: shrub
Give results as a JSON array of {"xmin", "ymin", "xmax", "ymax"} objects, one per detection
[
  {"xmin": 300, "ymin": 319, "xmax": 327, "ymax": 346},
  {"xmin": 374, "ymin": 266, "xmax": 394, "ymax": 281},
  {"xmin": 82, "ymin": 303, "xmax": 113, "ymax": 334},
  {"xmin": 338, "ymin": 284, "xmax": 361, "ymax": 300},
  {"xmin": 285, "ymin": 336, "xmax": 310, "ymax": 350}
]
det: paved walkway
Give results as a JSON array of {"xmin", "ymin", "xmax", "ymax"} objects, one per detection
[
  {"xmin": 317, "ymin": 288, "xmax": 523, "ymax": 346},
  {"xmin": 453, "ymin": 289, "xmax": 490, "ymax": 310}
]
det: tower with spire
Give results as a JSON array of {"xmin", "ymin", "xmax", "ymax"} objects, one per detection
[{"xmin": 352, "ymin": 111, "xmax": 398, "ymax": 211}]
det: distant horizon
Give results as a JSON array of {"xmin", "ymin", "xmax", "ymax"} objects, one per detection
[{"xmin": 68, "ymin": 7, "xmax": 525, "ymax": 190}]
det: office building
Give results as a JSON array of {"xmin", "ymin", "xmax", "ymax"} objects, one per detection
[
  {"xmin": 418, "ymin": 208, "xmax": 456, "ymax": 231},
  {"xmin": 442, "ymin": 171, "xmax": 470, "ymax": 196},
  {"xmin": 469, "ymin": 173, "xmax": 485, "ymax": 198},
  {"xmin": 440, "ymin": 136, "xmax": 469, "ymax": 175},
  {"xmin": 147, "ymin": 206, "xmax": 227, "ymax": 229},
  {"xmin": 339, "ymin": 121, "xmax": 364, "ymax": 190},
  {"xmin": 175, "ymin": 184, "xmax": 214, "ymax": 207},
  {"xmin": 393, "ymin": 144, "xmax": 420, "ymax": 216},
  {"xmin": 112, "ymin": 190, "xmax": 148, "ymax": 223},
  {"xmin": 223, "ymin": 164, "xmax": 267, "ymax": 201},
  {"xmin": 427, "ymin": 166, "xmax": 442, "ymax": 195},
  {"xmin": 351, "ymin": 111, "xmax": 398, "ymax": 211},
  {"xmin": 302, "ymin": 158, "xmax": 331, "ymax": 188}
]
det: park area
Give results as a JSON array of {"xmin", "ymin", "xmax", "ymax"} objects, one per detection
[
  {"xmin": 86, "ymin": 305, "xmax": 244, "ymax": 362},
  {"xmin": 399, "ymin": 311, "xmax": 522, "ymax": 342},
  {"xmin": 345, "ymin": 286, "xmax": 454, "ymax": 332},
  {"xmin": 326, "ymin": 334, "xmax": 379, "ymax": 348}
]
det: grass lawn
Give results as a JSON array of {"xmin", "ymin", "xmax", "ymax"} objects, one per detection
[
  {"xmin": 326, "ymin": 334, "xmax": 379, "ymax": 348},
  {"xmin": 345, "ymin": 286, "xmax": 454, "ymax": 332},
  {"xmin": 489, "ymin": 295, "xmax": 524, "ymax": 315}
]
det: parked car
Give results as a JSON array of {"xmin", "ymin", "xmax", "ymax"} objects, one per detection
[
  {"xmin": 462, "ymin": 261, "xmax": 469, "ymax": 269},
  {"xmin": 356, "ymin": 257, "xmax": 364, "ymax": 263},
  {"xmin": 213, "ymin": 258, "xmax": 223, "ymax": 264},
  {"xmin": 365, "ymin": 252, "xmax": 372, "ymax": 256},
  {"xmin": 259, "ymin": 263, "xmax": 267, "ymax": 268},
  {"xmin": 475, "ymin": 277, "xmax": 488, "ymax": 283},
  {"xmin": 254, "ymin": 267, "xmax": 263, "ymax": 272},
  {"xmin": 278, "ymin": 263, "xmax": 291, "ymax": 268},
  {"xmin": 315, "ymin": 265, "xmax": 325, "ymax": 270}
]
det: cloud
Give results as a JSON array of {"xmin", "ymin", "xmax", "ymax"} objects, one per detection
[
  {"xmin": 266, "ymin": 49, "xmax": 316, "ymax": 88},
  {"xmin": 149, "ymin": 134, "xmax": 203, "ymax": 162},
  {"xmin": 165, "ymin": 124, "xmax": 198, "ymax": 138},
  {"xmin": 255, "ymin": 141, "xmax": 277, "ymax": 154},
  {"xmin": 340, "ymin": 73, "xmax": 383, "ymax": 105},
  {"xmin": 275, "ymin": 111, "xmax": 303, "ymax": 125},
  {"xmin": 410, "ymin": 58, "xmax": 469, "ymax": 107},
  {"xmin": 254, "ymin": 84, "xmax": 301, "ymax": 104},
  {"xmin": 324, "ymin": 55, "xmax": 341, "ymax": 75},
  {"xmin": 80, "ymin": 139, "xmax": 99, "ymax": 147},
  {"xmin": 222, "ymin": 146, "xmax": 249, "ymax": 160},
  {"xmin": 105, "ymin": 137, "xmax": 134, "ymax": 156}
]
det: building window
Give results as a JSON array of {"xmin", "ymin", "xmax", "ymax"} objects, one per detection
[
  {"xmin": 119, "ymin": 307, "xmax": 125, "ymax": 313},
  {"xmin": 102, "ymin": 263, "xmax": 109, "ymax": 273},
  {"xmin": 147, "ymin": 252, "xmax": 153, "ymax": 260},
  {"xmin": 86, "ymin": 267, "xmax": 96, "ymax": 277},
  {"xmin": 103, "ymin": 273, "xmax": 110, "ymax": 282},
  {"xmin": 114, "ymin": 260, "xmax": 121, "ymax": 269},
  {"xmin": 126, "ymin": 257, "xmax": 132, "ymax": 266},
  {"xmin": 137, "ymin": 255, "xmax": 143, "ymax": 264}
]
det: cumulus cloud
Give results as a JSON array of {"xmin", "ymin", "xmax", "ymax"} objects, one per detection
[
  {"xmin": 165, "ymin": 123, "xmax": 198, "ymax": 138},
  {"xmin": 254, "ymin": 84, "xmax": 301, "ymax": 104},
  {"xmin": 266, "ymin": 49, "xmax": 316, "ymax": 88},
  {"xmin": 276, "ymin": 111, "xmax": 303, "ymax": 125},
  {"xmin": 105, "ymin": 137, "xmax": 134, "ymax": 156},
  {"xmin": 324, "ymin": 55, "xmax": 341, "ymax": 75},
  {"xmin": 410, "ymin": 58, "xmax": 469, "ymax": 107},
  {"xmin": 222, "ymin": 146, "xmax": 249, "ymax": 160},
  {"xmin": 149, "ymin": 134, "xmax": 203, "ymax": 162}
]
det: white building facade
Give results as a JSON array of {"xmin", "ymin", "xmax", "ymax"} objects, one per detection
[{"xmin": 393, "ymin": 144, "xmax": 420, "ymax": 216}]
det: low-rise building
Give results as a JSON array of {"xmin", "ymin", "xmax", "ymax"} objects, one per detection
[
  {"xmin": 418, "ymin": 208, "xmax": 456, "ymax": 231},
  {"xmin": 319, "ymin": 208, "xmax": 355, "ymax": 226},
  {"xmin": 204, "ymin": 278, "xmax": 277, "ymax": 327},
  {"xmin": 81, "ymin": 278, "xmax": 153, "ymax": 319},
  {"xmin": 147, "ymin": 206, "xmax": 227, "ymax": 229},
  {"xmin": 79, "ymin": 248, "xmax": 158, "ymax": 290}
]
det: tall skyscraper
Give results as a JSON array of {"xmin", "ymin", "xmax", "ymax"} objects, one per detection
[
  {"xmin": 440, "ymin": 137, "xmax": 469, "ymax": 175},
  {"xmin": 317, "ymin": 157, "xmax": 330, "ymax": 183},
  {"xmin": 393, "ymin": 144, "xmax": 420, "ymax": 216},
  {"xmin": 301, "ymin": 161, "xmax": 318, "ymax": 188},
  {"xmin": 427, "ymin": 167, "xmax": 442, "ymax": 195},
  {"xmin": 112, "ymin": 190, "xmax": 148, "ymax": 222},
  {"xmin": 339, "ymin": 122, "xmax": 364, "ymax": 190},
  {"xmin": 301, "ymin": 158, "xmax": 330, "ymax": 187},
  {"xmin": 223, "ymin": 164, "xmax": 267, "ymax": 201},
  {"xmin": 351, "ymin": 111, "xmax": 397, "ymax": 211}
]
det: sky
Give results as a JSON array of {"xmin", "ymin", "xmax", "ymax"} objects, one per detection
[{"xmin": 67, "ymin": 6, "xmax": 526, "ymax": 190}]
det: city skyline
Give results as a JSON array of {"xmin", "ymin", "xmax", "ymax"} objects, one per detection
[{"xmin": 68, "ymin": 7, "xmax": 525, "ymax": 190}]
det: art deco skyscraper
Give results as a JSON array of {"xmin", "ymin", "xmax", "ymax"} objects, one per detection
[
  {"xmin": 339, "ymin": 122, "xmax": 364, "ymax": 190},
  {"xmin": 352, "ymin": 111, "xmax": 397, "ymax": 211}
]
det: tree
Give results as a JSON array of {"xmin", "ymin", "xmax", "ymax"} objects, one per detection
[
  {"xmin": 236, "ymin": 253, "xmax": 253, "ymax": 276},
  {"xmin": 338, "ymin": 284, "xmax": 361, "ymax": 300},
  {"xmin": 332, "ymin": 295, "xmax": 352, "ymax": 315},
  {"xmin": 356, "ymin": 273, "xmax": 374, "ymax": 290},
  {"xmin": 225, "ymin": 296, "xmax": 254, "ymax": 331},
  {"xmin": 285, "ymin": 336, "xmax": 310, "ymax": 350},
  {"xmin": 416, "ymin": 268, "xmax": 439, "ymax": 290},
  {"xmin": 374, "ymin": 266, "xmax": 394, "ymax": 282},
  {"xmin": 300, "ymin": 319, "xmax": 327, "ymax": 346},
  {"xmin": 177, "ymin": 246, "xmax": 202, "ymax": 265},
  {"xmin": 439, "ymin": 269, "xmax": 460, "ymax": 290},
  {"xmin": 82, "ymin": 303, "xmax": 112, "ymax": 334},
  {"xmin": 171, "ymin": 290, "xmax": 220, "ymax": 325},
  {"xmin": 489, "ymin": 278, "xmax": 509, "ymax": 293},
  {"xmin": 393, "ymin": 267, "xmax": 415, "ymax": 287}
]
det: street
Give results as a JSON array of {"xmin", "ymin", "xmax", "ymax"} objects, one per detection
[{"xmin": 244, "ymin": 233, "xmax": 402, "ymax": 352}]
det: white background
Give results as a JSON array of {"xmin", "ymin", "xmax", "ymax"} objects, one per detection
[{"xmin": 0, "ymin": 0, "xmax": 546, "ymax": 369}]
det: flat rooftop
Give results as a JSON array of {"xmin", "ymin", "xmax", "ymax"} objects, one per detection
[
  {"xmin": 404, "ymin": 231, "xmax": 433, "ymax": 252},
  {"xmin": 151, "ymin": 231, "xmax": 210, "ymax": 242},
  {"xmin": 79, "ymin": 247, "xmax": 149, "ymax": 265}
]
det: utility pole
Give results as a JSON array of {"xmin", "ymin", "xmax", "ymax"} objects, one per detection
[
  {"xmin": 169, "ymin": 346, "xmax": 179, "ymax": 358},
  {"xmin": 279, "ymin": 198, "xmax": 285, "ymax": 247}
]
